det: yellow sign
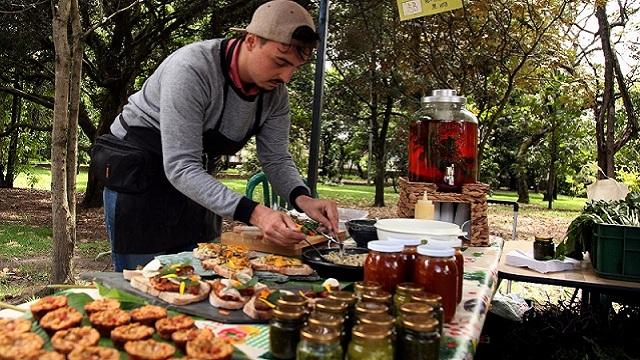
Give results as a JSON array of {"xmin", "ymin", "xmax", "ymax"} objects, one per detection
[{"xmin": 396, "ymin": 0, "xmax": 463, "ymax": 21}]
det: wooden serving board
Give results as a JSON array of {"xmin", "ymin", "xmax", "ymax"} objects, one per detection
[{"xmin": 221, "ymin": 226, "xmax": 345, "ymax": 257}]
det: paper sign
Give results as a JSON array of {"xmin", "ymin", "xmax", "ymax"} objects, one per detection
[{"xmin": 397, "ymin": 0, "xmax": 463, "ymax": 21}]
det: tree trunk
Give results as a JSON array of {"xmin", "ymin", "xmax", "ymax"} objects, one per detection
[
  {"xmin": 516, "ymin": 175, "xmax": 529, "ymax": 203},
  {"xmin": 51, "ymin": 0, "xmax": 82, "ymax": 284},
  {"xmin": 4, "ymin": 78, "xmax": 21, "ymax": 188},
  {"xmin": 545, "ymin": 125, "xmax": 558, "ymax": 210}
]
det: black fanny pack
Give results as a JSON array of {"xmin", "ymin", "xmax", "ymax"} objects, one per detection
[{"xmin": 90, "ymin": 132, "xmax": 161, "ymax": 194}]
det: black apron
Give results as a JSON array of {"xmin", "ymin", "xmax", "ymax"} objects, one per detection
[{"xmin": 113, "ymin": 39, "xmax": 263, "ymax": 254}]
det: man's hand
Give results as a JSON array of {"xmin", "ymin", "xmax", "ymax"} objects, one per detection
[
  {"xmin": 250, "ymin": 204, "xmax": 306, "ymax": 246},
  {"xmin": 295, "ymin": 196, "xmax": 339, "ymax": 235}
]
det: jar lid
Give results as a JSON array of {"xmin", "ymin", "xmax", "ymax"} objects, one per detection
[
  {"xmin": 355, "ymin": 301, "xmax": 389, "ymax": 315},
  {"xmin": 327, "ymin": 291, "xmax": 357, "ymax": 305},
  {"xmin": 423, "ymin": 238, "xmax": 462, "ymax": 249},
  {"xmin": 351, "ymin": 324, "xmax": 392, "ymax": 340},
  {"xmin": 422, "ymin": 89, "xmax": 465, "ymax": 104},
  {"xmin": 367, "ymin": 240, "xmax": 404, "ymax": 252},
  {"xmin": 315, "ymin": 299, "xmax": 348, "ymax": 313},
  {"xmin": 402, "ymin": 314, "xmax": 439, "ymax": 332},
  {"xmin": 410, "ymin": 291, "xmax": 442, "ymax": 306},
  {"xmin": 300, "ymin": 325, "xmax": 340, "ymax": 343},
  {"xmin": 354, "ymin": 281, "xmax": 382, "ymax": 293},
  {"xmin": 277, "ymin": 294, "xmax": 307, "ymax": 307},
  {"xmin": 417, "ymin": 245, "xmax": 455, "ymax": 257},
  {"xmin": 308, "ymin": 311, "xmax": 343, "ymax": 328},
  {"xmin": 358, "ymin": 313, "xmax": 394, "ymax": 328},
  {"xmin": 361, "ymin": 290, "xmax": 392, "ymax": 303},
  {"xmin": 396, "ymin": 282, "xmax": 423, "ymax": 294},
  {"xmin": 273, "ymin": 304, "xmax": 305, "ymax": 319},
  {"xmin": 387, "ymin": 238, "xmax": 422, "ymax": 247},
  {"xmin": 534, "ymin": 235, "xmax": 554, "ymax": 242},
  {"xmin": 399, "ymin": 302, "xmax": 433, "ymax": 316}
]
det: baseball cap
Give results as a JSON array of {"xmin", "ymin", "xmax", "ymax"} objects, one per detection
[{"xmin": 231, "ymin": 0, "xmax": 319, "ymax": 48}]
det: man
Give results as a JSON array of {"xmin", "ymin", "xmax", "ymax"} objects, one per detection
[{"xmin": 99, "ymin": 0, "xmax": 338, "ymax": 271}]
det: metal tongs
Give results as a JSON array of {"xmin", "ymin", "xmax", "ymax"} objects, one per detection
[{"xmin": 318, "ymin": 229, "xmax": 345, "ymax": 258}]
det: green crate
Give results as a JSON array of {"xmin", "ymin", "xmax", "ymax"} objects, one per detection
[{"xmin": 592, "ymin": 223, "xmax": 640, "ymax": 282}]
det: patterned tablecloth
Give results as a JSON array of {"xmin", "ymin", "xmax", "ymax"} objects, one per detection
[
  {"xmin": 197, "ymin": 236, "xmax": 505, "ymax": 360},
  {"xmin": 0, "ymin": 238, "xmax": 504, "ymax": 359}
]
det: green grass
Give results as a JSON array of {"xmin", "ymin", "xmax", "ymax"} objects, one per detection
[
  {"xmin": 77, "ymin": 239, "xmax": 111, "ymax": 258},
  {"xmin": 0, "ymin": 223, "xmax": 53, "ymax": 259},
  {"xmin": 489, "ymin": 190, "xmax": 587, "ymax": 212},
  {"xmin": 13, "ymin": 167, "xmax": 88, "ymax": 193}
]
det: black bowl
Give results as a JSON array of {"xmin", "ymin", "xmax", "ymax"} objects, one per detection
[
  {"xmin": 345, "ymin": 219, "xmax": 378, "ymax": 248},
  {"xmin": 302, "ymin": 247, "xmax": 368, "ymax": 282}
]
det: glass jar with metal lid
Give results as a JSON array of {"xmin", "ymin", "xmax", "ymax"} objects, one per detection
[
  {"xmin": 315, "ymin": 299, "xmax": 348, "ymax": 316},
  {"xmin": 277, "ymin": 294, "xmax": 308, "ymax": 309},
  {"xmin": 361, "ymin": 290, "xmax": 392, "ymax": 306},
  {"xmin": 308, "ymin": 311, "xmax": 344, "ymax": 332},
  {"xmin": 354, "ymin": 281, "xmax": 382, "ymax": 299},
  {"xmin": 296, "ymin": 325, "xmax": 342, "ymax": 360},
  {"xmin": 533, "ymin": 235, "xmax": 555, "ymax": 260},
  {"xmin": 397, "ymin": 315, "xmax": 440, "ymax": 360},
  {"xmin": 357, "ymin": 313, "xmax": 394, "ymax": 330},
  {"xmin": 355, "ymin": 301, "xmax": 389, "ymax": 319},
  {"xmin": 327, "ymin": 291, "xmax": 357, "ymax": 343},
  {"xmin": 393, "ymin": 282, "xmax": 423, "ymax": 314},
  {"xmin": 397, "ymin": 302, "xmax": 434, "ymax": 326},
  {"xmin": 410, "ymin": 291, "xmax": 444, "ymax": 335},
  {"xmin": 408, "ymin": 89, "xmax": 478, "ymax": 192},
  {"xmin": 269, "ymin": 305, "xmax": 306, "ymax": 359},
  {"xmin": 347, "ymin": 324, "xmax": 394, "ymax": 360}
]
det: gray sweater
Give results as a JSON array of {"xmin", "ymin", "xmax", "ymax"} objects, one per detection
[{"xmin": 110, "ymin": 39, "xmax": 310, "ymax": 223}]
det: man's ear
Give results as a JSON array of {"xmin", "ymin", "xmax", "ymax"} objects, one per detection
[{"xmin": 245, "ymin": 33, "xmax": 257, "ymax": 51}]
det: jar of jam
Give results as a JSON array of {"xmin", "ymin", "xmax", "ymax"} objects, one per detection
[
  {"xmin": 354, "ymin": 281, "xmax": 382, "ymax": 299},
  {"xmin": 534, "ymin": 236, "xmax": 555, "ymax": 260},
  {"xmin": 398, "ymin": 315, "xmax": 440, "ymax": 360},
  {"xmin": 364, "ymin": 241, "xmax": 406, "ymax": 293},
  {"xmin": 410, "ymin": 291, "xmax": 444, "ymax": 336},
  {"xmin": 269, "ymin": 305, "xmax": 306, "ymax": 359},
  {"xmin": 297, "ymin": 325, "xmax": 342, "ymax": 360},
  {"xmin": 393, "ymin": 283, "xmax": 423, "ymax": 315},
  {"xmin": 414, "ymin": 245, "xmax": 458, "ymax": 323},
  {"xmin": 389, "ymin": 239, "xmax": 422, "ymax": 282},
  {"xmin": 347, "ymin": 324, "xmax": 394, "ymax": 360},
  {"xmin": 355, "ymin": 302, "xmax": 389, "ymax": 319},
  {"xmin": 424, "ymin": 239, "xmax": 464, "ymax": 303}
]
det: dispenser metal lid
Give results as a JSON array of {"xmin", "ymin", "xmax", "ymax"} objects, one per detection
[{"xmin": 422, "ymin": 89, "xmax": 466, "ymax": 104}]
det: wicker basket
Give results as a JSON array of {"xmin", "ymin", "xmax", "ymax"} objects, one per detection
[{"xmin": 397, "ymin": 177, "xmax": 490, "ymax": 246}]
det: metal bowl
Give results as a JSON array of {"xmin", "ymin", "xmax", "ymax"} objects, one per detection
[{"xmin": 301, "ymin": 247, "xmax": 368, "ymax": 282}]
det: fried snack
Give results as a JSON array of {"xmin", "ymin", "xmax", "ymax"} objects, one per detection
[
  {"xmin": 29, "ymin": 295, "xmax": 67, "ymax": 320},
  {"xmin": 171, "ymin": 328, "xmax": 214, "ymax": 351},
  {"xmin": 83, "ymin": 298, "xmax": 120, "ymax": 315},
  {"xmin": 124, "ymin": 339, "xmax": 176, "ymax": 360},
  {"xmin": 0, "ymin": 332, "xmax": 45, "ymax": 359},
  {"xmin": 185, "ymin": 336, "xmax": 233, "ymax": 360},
  {"xmin": 39, "ymin": 306, "xmax": 83, "ymax": 335},
  {"xmin": 50, "ymin": 326, "xmax": 100, "ymax": 354},
  {"xmin": 67, "ymin": 346, "xmax": 119, "ymax": 360},
  {"xmin": 88, "ymin": 308, "xmax": 131, "ymax": 337},
  {"xmin": 110, "ymin": 322, "xmax": 154, "ymax": 349},
  {"xmin": 130, "ymin": 305, "xmax": 168, "ymax": 327},
  {"xmin": 0, "ymin": 318, "xmax": 32, "ymax": 336},
  {"xmin": 24, "ymin": 350, "xmax": 65, "ymax": 360},
  {"xmin": 155, "ymin": 314, "xmax": 194, "ymax": 339}
]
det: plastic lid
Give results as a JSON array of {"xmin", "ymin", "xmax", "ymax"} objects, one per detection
[
  {"xmin": 424, "ymin": 239, "xmax": 462, "ymax": 249},
  {"xmin": 367, "ymin": 240, "xmax": 404, "ymax": 252},
  {"xmin": 387, "ymin": 238, "xmax": 422, "ymax": 247},
  {"xmin": 422, "ymin": 89, "xmax": 466, "ymax": 104},
  {"xmin": 417, "ymin": 245, "xmax": 455, "ymax": 257},
  {"xmin": 417, "ymin": 191, "xmax": 433, "ymax": 204}
]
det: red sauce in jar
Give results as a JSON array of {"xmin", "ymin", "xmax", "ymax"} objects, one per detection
[
  {"xmin": 388, "ymin": 239, "xmax": 421, "ymax": 283},
  {"xmin": 413, "ymin": 246, "xmax": 458, "ymax": 323},
  {"xmin": 425, "ymin": 239, "xmax": 464, "ymax": 304},
  {"xmin": 364, "ymin": 241, "xmax": 406, "ymax": 293}
]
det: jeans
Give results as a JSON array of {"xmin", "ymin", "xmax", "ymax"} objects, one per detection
[{"xmin": 103, "ymin": 188, "xmax": 196, "ymax": 272}]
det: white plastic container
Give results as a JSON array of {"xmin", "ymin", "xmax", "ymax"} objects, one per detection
[{"xmin": 374, "ymin": 218, "xmax": 465, "ymax": 241}]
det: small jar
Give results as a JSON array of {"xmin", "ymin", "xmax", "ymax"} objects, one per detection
[
  {"xmin": 398, "ymin": 315, "xmax": 440, "ymax": 360},
  {"xmin": 361, "ymin": 290, "xmax": 392, "ymax": 307},
  {"xmin": 354, "ymin": 281, "xmax": 382, "ymax": 300},
  {"xmin": 414, "ymin": 245, "xmax": 458, "ymax": 323},
  {"xmin": 347, "ymin": 324, "xmax": 394, "ymax": 360},
  {"xmin": 424, "ymin": 239, "xmax": 464, "ymax": 303},
  {"xmin": 355, "ymin": 302, "xmax": 389, "ymax": 319},
  {"xmin": 314, "ymin": 299, "xmax": 349, "ymax": 350},
  {"xmin": 357, "ymin": 313, "xmax": 395, "ymax": 331},
  {"xmin": 269, "ymin": 305, "xmax": 306, "ymax": 359},
  {"xmin": 397, "ymin": 302, "xmax": 434, "ymax": 326},
  {"xmin": 308, "ymin": 312, "xmax": 344, "ymax": 334},
  {"xmin": 410, "ymin": 291, "xmax": 444, "ymax": 336},
  {"xmin": 534, "ymin": 236, "xmax": 555, "ymax": 260},
  {"xmin": 364, "ymin": 241, "xmax": 406, "ymax": 293},
  {"xmin": 389, "ymin": 239, "xmax": 422, "ymax": 282},
  {"xmin": 297, "ymin": 325, "xmax": 342, "ymax": 360},
  {"xmin": 277, "ymin": 294, "xmax": 308, "ymax": 308},
  {"xmin": 393, "ymin": 283, "xmax": 423, "ymax": 315},
  {"xmin": 327, "ymin": 291, "xmax": 357, "ymax": 340}
]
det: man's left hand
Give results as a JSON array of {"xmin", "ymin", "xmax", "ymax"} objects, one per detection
[{"xmin": 295, "ymin": 196, "xmax": 339, "ymax": 235}]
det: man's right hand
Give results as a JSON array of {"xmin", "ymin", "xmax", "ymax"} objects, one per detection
[{"xmin": 249, "ymin": 204, "xmax": 306, "ymax": 246}]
